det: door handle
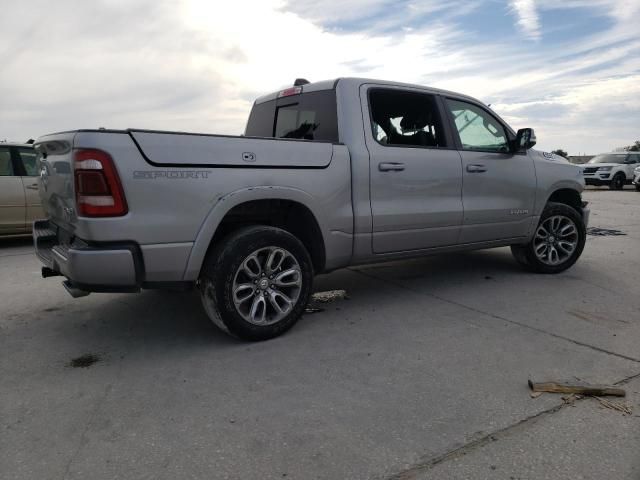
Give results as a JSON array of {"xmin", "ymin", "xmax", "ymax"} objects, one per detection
[
  {"xmin": 379, "ymin": 162, "xmax": 405, "ymax": 172},
  {"xmin": 466, "ymin": 164, "xmax": 487, "ymax": 173},
  {"xmin": 27, "ymin": 184, "xmax": 39, "ymax": 190}
]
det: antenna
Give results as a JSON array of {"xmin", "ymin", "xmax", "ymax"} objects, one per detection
[{"xmin": 294, "ymin": 78, "xmax": 310, "ymax": 86}]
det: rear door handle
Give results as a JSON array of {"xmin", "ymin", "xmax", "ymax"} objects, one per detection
[
  {"xmin": 379, "ymin": 162, "xmax": 405, "ymax": 172},
  {"xmin": 27, "ymin": 184, "xmax": 39, "ymax": 190},
  {"xmin": 466, "ymin": 164, "xmax": 487, "ymax": 173}
]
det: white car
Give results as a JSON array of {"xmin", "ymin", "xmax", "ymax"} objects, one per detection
[
  {"xmin": 633, "ymin": 165, "xmax": 640, "ymax": 191},
  {"xmin": 582, "ymin": 152, "xmax": 640, "ymax": 190}
]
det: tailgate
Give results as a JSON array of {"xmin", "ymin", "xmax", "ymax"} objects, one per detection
[
  {"xmin": 129, "ymin": 130, "xmax": 334, "ymax": 168},
  {"xmin": 34, "ymin": 133, "xmax": 77, "ymax": 233}
]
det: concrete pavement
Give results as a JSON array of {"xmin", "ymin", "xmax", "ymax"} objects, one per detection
[{"xmin": 1, "ymin": 187, "xmax": 639, "ymax": 479}]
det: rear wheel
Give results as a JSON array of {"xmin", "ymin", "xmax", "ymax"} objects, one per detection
[
  {"xmin": 609, "ymin": 173, "xmax": 625, "ymax": 190},
  {"xmin": 199, "ymin": 226, "xmax": 313, "ymax": 341},
  {"xmin": 511, "ymin": 202, "xmax": 586, "ymax": 274}
]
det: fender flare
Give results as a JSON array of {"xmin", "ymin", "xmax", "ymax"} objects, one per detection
[
  {"xmin": 182, "ymin": 186, "xmax": 323, "ymax": 280},
  {"xmin": 540, "ymin": 179, "xmax": 584, "ymax": 215}
]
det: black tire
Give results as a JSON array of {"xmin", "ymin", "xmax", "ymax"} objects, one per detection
[
  {"xmin": 510, "ymin": 202, "xmax": 586, "ymax": 274},
  {"xmin": 199, "ymin": 226, "xmax": 313, "ymax": 341},
  {"xmin": 609, "ymin": 173, "xmax": 625, "ymax": 190}
]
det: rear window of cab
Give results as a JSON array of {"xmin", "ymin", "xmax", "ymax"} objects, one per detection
[{"xmin": 245, "ymin": 90, "xmax": 339, "ymax": 143}]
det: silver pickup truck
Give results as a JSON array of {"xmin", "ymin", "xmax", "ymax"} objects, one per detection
[{"xmin": 33, "ymin": 77, "xmax": 589, "ymax": 340}]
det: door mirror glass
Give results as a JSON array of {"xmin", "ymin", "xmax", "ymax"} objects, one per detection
[{"xmin": 514, "ymin": 128, "xmax": 537, "ymax": 152}]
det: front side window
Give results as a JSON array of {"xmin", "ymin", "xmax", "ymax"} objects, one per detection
[
  {"xmin": 0, "ymin": 148, "xmax": 14, "ymax": 176},
  {"xmin": 369, "ymin": 89, "xmax": 446, "ymax": 148},
  {"xmin": 17, "ymin": 148, "xmax": 38, "ymax": 176},
  {"xmin": 446, "ymin": 99, "xmax": 508, "ymax": 153}
]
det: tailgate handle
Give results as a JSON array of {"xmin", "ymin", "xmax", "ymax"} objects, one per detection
[
  {"xmin": 26, "ymin": 184, "xmax": 39, "ymax": 190},
  {"xmin": 379, "ymin": 162, "xmax": 405, "ymax": 172},
  {"xmin": 466, "ymin": 164, "xmax": 487, "ymax": 173}
]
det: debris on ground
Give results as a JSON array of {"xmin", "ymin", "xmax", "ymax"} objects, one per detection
[
  {"xmin": 529, "ymin": 391, "xmax": 544, "ymax": 399},
  {"xmin": 586, "ymin": 227, "xmax": 626, "ymax": 237},
  {"xmin": 311, "ymin": 289, "xmax": 349, "ymax": 303},
  {"xmin": 595, "ymin": 396, "xmax": 633, "ymax": 415},
  {"xmin": 304, "ymin": 306, "xmax": 325, "ymax": 314},
  {"xmin": 561, "ymin": 394, "xmax": 582, "ymax": 406},
  {"xmin": 528, "ymin": 379, "xmax": 626, "ymax": 397},
  {"xmin": 67, "ymin": 353, "xmax": 101, "ymax": 368}
]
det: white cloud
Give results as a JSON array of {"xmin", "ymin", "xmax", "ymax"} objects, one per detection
[
  {"xmin": 509, "ymin": 0, "xmax": 541, "ymax": 41},
  {"xmin": 0, "ymin": 0, "xmax": 638, "ymax": 154}
]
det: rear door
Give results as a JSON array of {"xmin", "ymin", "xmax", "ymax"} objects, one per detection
[
  {"xmin": 0, "ymin": 146, "xmax": 26, "ymax": 234},
  {"xmin": 444, "ymin": 97, "xmax": 536, "ymax": 243},
  {"xmin": 362, "ymin": 86, "xmax": 463, "ymax": 253},
  {"xmin": 15, "ymin": 147, "xmax": 44, "ymax": 229}
]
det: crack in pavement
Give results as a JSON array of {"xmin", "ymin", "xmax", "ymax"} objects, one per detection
[
  {"xmin": 60, "ymin": 383, "xmax": 112, "ymax": 480},
  {"xmin": 383, "ymin": 369, "xmax": 640, "ymax": 480},
  {"xmin": 351, "ymin": 268, "xmax": 640, "ymax": 365}
]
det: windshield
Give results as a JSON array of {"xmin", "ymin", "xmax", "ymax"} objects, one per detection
[{"xmin": 588, "ymin": 154, "xmax": 626, "ymax": 164}]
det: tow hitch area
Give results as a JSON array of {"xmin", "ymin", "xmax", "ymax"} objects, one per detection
[
  {"xmin": 41, "ymin": 267, "xmax": 61, "ymax": 278},
  {"xmin": 62, "ymin": 280, "xmax": 90, "ymax": 298}
]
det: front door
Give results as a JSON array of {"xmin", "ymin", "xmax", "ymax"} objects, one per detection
[
  {"xmin": 0, "ymin": 146, "xmax": 26, "ymax": 234},
  {"xmin": 444, "ymin": 98, "xmax": 536, "ymax": 243},
  {"xmin": 363, "ymin": 87, "xmax": 463, "ymax": 254}
]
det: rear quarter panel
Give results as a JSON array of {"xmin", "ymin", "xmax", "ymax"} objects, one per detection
[{"xmin": 52, "ymin": 131, "xmax": 353, "ymax": 281}]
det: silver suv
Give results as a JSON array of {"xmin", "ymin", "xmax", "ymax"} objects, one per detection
[{"xmin": 582, "ymin": 152, "xmax": 640, "ymax": 189}]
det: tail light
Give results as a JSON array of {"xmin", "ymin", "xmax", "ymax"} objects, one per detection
[{"xmin": 74, "ymin": 149, "xmax": 128, "ymax": 217}]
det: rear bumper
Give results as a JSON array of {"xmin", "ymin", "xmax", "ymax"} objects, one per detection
[{"xmin": 33, "ymin": 219, "xmax": 140, "ymax": 292}]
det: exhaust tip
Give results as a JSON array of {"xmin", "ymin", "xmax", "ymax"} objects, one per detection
[{"xmin": 62, "ymin": 280, "xmax": 90, "ymax": 298}]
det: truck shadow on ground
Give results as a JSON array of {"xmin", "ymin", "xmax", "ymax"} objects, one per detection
[{"xmin": 47, "ymin": 248, "xmax": 526, "ymax": 352}]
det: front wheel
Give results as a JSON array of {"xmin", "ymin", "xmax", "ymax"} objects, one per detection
[
  {"xmin": 199, "ymin": 226, "xmax": 313, "ymax": 341},
  {"xmin": 511, "ymin": 202, "xmax": 586, "ymax": 274},
  {"xmin": 609, "ymin": 173, "xmax": 625, "ymax": 190}
]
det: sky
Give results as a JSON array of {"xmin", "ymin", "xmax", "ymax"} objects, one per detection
[{"xmin": 1, "ymin": 0, "xmax": 639, "ymax": 154}]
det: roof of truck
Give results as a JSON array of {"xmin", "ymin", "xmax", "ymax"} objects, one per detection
[{"xmin": 254, "ymin": 77, "xmax": 481, "ymax": 105}]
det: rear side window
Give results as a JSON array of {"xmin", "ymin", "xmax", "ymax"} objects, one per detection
[
  {"xmin": 17, "ymin": 148, "xmax": 38, "ymax": 176},
  {"xmin": 368, "ymin": 89, "xmax": 447, "ymax": 148},
  {"xmin": 245, "ymin": 90, "xmax": 338, "ymax": 142},
  {"xmin": 0, "ymin": 148, "xmax": 14, "ymax": 176}
]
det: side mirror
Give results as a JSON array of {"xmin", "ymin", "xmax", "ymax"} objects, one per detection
[{"xmin": 513, "ymin": 128, "xmax": 537, "ymax": 152}]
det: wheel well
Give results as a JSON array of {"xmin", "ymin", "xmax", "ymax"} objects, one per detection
[
  {"xmin": 547, "ymin": 189, "xmax": 583, "ymax": 212},
  {"xmin": 210, "ymin": 199, "xmax": 326, "ymax": 273}
]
